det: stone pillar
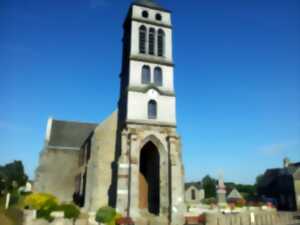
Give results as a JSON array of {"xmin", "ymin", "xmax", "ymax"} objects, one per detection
[
  {"xmin": 23, "ymin": 210, "xmax": 36, "ymax": 225},
  {"xmin": 116, "ymin": 131, "xmax": 130, "ymax": 215},
  {"xmin": 205, "ymin": 213, "xmax": 218, "ymax": 225},
  {"xmin": 128, "ymin": 132, "xmax": 140, "ymax": 219},
  {"xmin": 167, "ymin": 135, "xmax": 185, "ymax": 225}
]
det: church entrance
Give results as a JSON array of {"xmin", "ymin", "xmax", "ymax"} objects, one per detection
[{"xmin": 139, "ymin": 142, "xmax": 160, "ymax": 215}]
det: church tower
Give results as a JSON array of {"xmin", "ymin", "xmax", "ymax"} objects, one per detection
[
  {"xmin": 116, "ymin": 0, "xmax": 185, "ymax": 224},
  {"xmin": 34, "ymin": 1, "xmax": 185, "ymax": 224}
]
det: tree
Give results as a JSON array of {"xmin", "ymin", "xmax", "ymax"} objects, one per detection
[
  {"xmin": 202, "ymin": 175, "xmax": 217, "ymax": 198},
  {"xmin": 0, "ymin": 160, "xmax": 28, "ymax": 195},
  {"xmin": 255, "ymin": 174, "xmax": 264, "ymax": 188}
]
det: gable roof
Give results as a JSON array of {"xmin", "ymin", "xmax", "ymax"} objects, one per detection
[
  {"xmin": 48, "ymin": 119, "xmax": 97, "ymax": 149},
  {"xmin": 227, "ymin": 188, "xmax": 243, "ymax": 200},
  {"xmin": 185, "ymin": 181, "xmax": 202, "ymax": 190},
  {"xmin": 132, "ymin": 0, "xmax": 169, "ymax": 12}
]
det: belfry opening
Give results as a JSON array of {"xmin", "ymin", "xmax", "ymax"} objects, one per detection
[{"xmin": 139, "ymin": 142, "xmax": 160, "ymax": 215}]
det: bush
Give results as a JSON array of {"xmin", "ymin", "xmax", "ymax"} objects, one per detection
[
  {"xmin": 37, "ymin": 199, "xmax": 59, "ymax": 222},
  {"xmin": 24, "ymin": 193, "xmax": 58, "ymax": 210},
  {"xmin": 201, "ymin": 197, "xmax": 217, "ymax": 205},
  {"xmin": 9, "ymin": 191, "xmax": 20, "ymax": 206},
  {"xmin": 58, "ymin": 203, "xmax": 80, "ymax": 220},
  {"xmin": 95, "ymin": 206, "xmax": 116, "ymax": 224},
  {"xmin": 235, "ymin": 198, "xmax": 246, "ymax": 207}
]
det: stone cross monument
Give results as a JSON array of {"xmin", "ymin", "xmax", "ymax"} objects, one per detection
[{"xmin": 216, "ymin": 174, "xmax": 227, "ymax": 205}]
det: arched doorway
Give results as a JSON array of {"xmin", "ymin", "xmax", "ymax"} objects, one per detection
[{"xmin": 139, "ymin": 142, "xmax": 160, "ymax": 215}]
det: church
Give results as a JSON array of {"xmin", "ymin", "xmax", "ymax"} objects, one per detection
[{"xmin": 34, "ymin": 0, "xmax": 185, "ymax": 224}]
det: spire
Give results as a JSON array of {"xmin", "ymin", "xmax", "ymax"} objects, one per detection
[{"xmin": 132, "ymin": 0, "xmax": 168, "ymax": 12}]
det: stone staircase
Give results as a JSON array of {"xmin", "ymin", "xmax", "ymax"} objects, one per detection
[{"xmin": 135, "ymin": 210, "xmax": 169, "ymax": 225}]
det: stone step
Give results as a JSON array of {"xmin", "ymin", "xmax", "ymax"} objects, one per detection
[{"xmin": 135, "ymin": 210, "xmax": 169, "ymax": 225}]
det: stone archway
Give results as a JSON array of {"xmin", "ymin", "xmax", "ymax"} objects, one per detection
[{"xmin": 139, "ymin": 142, "xmax": 160, "ymax": 215}]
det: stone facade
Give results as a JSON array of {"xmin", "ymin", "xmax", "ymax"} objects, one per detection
[
  {"xmin": 115, "ymin": 124, "xmax": 185, "ymax": 225},
  {"xmin": 34, "ymin": 118, "xmax": 97, "ymax": 202},
  {"xmin": 35, "ymin": 148, "xmax": 79, "ymax": 202},
  {"xmin": 184, "ymin": 182, "xmax": 205, "ymax": 205},
  {"xmin": 80, "ymin": 111, "xmax": 118, "ymax": 212}
]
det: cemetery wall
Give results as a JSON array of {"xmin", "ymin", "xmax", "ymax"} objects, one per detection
[{"xmin": 205, "ymin": 211, "xmax": 299, "ymax": 225}]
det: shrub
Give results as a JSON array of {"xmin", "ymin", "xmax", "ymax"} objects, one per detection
[
  {"xmin": 201, "ymin": 197, "xmax": 217, "ymax": 205},
  {"xmin": 23, "ymin": 193, "xmax": 58, "ymax": 210},
  {"xmin": 37, "ymin": 199, "xmax": 59, "ymax": 222},
  {"xmin": 95, "ymin": 206, "xmax": 116, "ymax": 224},
  {"xmin": 236, "ymin": 198, "xmax": 246, "ymax": 208},
  {"xmin": 58, "ymin": 203, "xmax": 80, "ymax": 220},
  {"xmin": 109, "ymin": 213, "xmax": 122, "ymax": 225},
  {"xmin": 9, "ymin": 191, "xmax": 20, "ymax": 206}
]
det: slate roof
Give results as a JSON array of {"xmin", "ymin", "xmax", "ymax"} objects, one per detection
[
  {"xmin": 259, "ymin": 162, "xmax": 300, "ymax": 187},
  {"xmin": 132, "ymin": 0, "xmax": 168, "ymax": 12},
  {"xmin": 48, "ymin": 119, "xmax": 98, "ymax": 149},
  {"xmin": 185, "ymin": 181, "xmax": 203, "ymax": 190},
  {"xmin": 227, "ymin": 188, "xmax": 243, "ymax": 200}
]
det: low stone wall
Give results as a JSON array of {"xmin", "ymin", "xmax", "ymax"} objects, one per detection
[
  {"xmin": 23, "ymin": 210, "xmax": 97, "ymax": 225},
  {"xmin": 205, "ymin": 211, "xmax": 299, "ymax": 225}
]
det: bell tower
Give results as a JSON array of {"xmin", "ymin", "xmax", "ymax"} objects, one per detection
[
  {"xmin": 116, "ymin": 1, "xmax": 185, "ymax": 224},
  {"xmin": 118, "ymin": 0, "xmax": 175, "ymax": 127}
]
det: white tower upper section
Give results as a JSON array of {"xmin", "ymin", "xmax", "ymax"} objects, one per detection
[{"xmin": 119, "ymin": 0, "xmax": 176, "ymax": 127}]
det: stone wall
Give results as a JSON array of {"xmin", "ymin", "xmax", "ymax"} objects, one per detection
[
  {"xmin": 23, "ymin": 210, "xmax": 96, "ymax": 225},
  {"xmin": 84, "ymin": 111, "xmax": 118, "ymax": 212},
  {"xmin": 34, "ymin": 148, "xmax": 79, "ymax": 202},
  {"xmin": 205, "ymin": 211, "xmax": 299, "ymax": 225},
  {"xmin": 294, "ymin": 179, "xmax": 300, "ymax": 211}
]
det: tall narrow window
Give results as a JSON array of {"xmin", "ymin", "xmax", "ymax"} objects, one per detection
[
  {"xmin": 191, "ymin": 189, "xmax": 196, "ymax": 200},
  {"xmin": 148, "ymin": 28, "xmax": 155, "ymax": 55},
  {"xmin": 142, "ymin": 65, "xmax": 151, "ymax": 84},
  {"xmin": 157, "ymin": 29, "xmax": 165, "ymax": 57},
  {"xmin": 148, "ymin": 100, "xmax": 157, "ymax": 119},
  {"xmin": 139, "ymin": 26, "xmax": 147, "ymax": 54},
  {"xmin": 154, "ymin": 67, "xmax": 162, "ymax": 86}
]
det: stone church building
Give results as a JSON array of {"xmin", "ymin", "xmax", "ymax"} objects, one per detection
[{"xmin": 35, "ymin": 0, "xmax": 185, "ymax": 224}]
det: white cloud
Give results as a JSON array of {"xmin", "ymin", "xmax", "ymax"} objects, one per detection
[
  {"xmin": 259, "ymin": 143, "xmax": 286, "ymax": 156},
  {"xmin": 258, "ymin": 141, "xmax": 300, "ymax": 157}
]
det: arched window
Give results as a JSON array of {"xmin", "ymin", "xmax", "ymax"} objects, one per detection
[
  {"xmin": 191, "ymin": 189, "xmax": 196, "ymax": 200},
  {"xmin": 142, "ymin": 65, "xmax": 151, "ymax": 84},
  {"xmin": 148, "ymin": 100, "xmax": 157, "ymax": 119},
  {"xmin": 157, "ymin": 29, "xmax": 165, "ymax": 57},
  {"xmin": 148, "ymin": 28, "xmax": 155, "ymax": 55},
  {"xmin": 139, "ymin": 26, "xmax": 147, "ymax": 54},
  {"xmin": 154, "ymin": 67, "xmax": 162, "ymax": 86}
]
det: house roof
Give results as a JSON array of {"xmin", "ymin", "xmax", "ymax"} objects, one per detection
[
  {"xmin": 185, "ymin": 181, "xmax": 202, "ymax": 190},
  {"xmin": 259, "ymin": 161, "xmax": 300, "ymax": 187},
  {"xmin": 227, "ymin": 188, "xmax": 243, "ymax": 200},
  {"xmin": 132, "ymin": 0, "xmax": 169, "ymax": 12},
  {"xmin": 48, "ymin": 119, "xmax": 97, "ymax": 149}
]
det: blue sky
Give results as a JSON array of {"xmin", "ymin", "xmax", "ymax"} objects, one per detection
[{"xmin": 0, "ymin": 0, "xmax": 299, "ymax": 184}]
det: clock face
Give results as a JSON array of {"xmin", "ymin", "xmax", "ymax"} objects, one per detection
[{"xmin": 147, "ymin": 89, "xmax": 159, "ymax": 98}]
